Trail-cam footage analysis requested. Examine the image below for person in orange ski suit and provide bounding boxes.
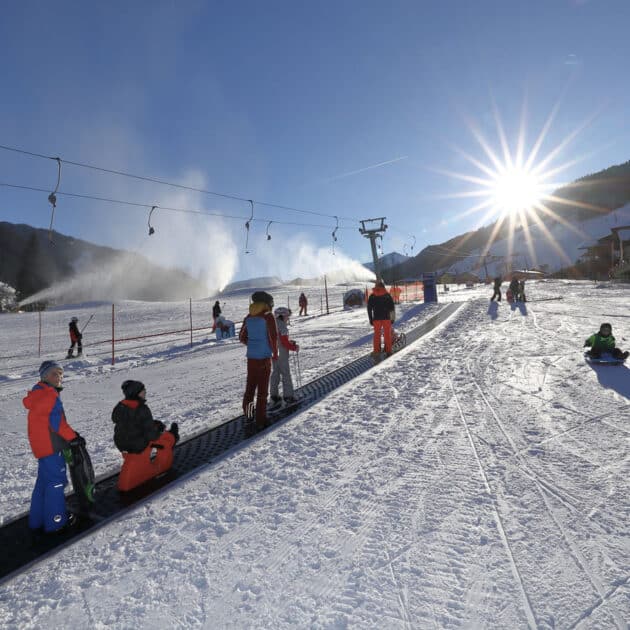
[367,281,396,355]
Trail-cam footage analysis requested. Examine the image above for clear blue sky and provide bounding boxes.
[1,1,629,283]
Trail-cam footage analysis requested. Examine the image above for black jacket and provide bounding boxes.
[367,288,395,324]
[212,302,221,318]
[111,399,162,453]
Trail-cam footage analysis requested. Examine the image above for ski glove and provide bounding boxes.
[154,420,166,432]
[70,434,86,448]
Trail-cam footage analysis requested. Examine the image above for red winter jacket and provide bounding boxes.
[23,382,77,459]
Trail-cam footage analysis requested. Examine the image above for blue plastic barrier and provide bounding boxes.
[423,273,438,303]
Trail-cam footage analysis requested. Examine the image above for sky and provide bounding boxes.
[0,280,628,626]
[1,0,630,289]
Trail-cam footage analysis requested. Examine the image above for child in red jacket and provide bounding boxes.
[23,361,81,533]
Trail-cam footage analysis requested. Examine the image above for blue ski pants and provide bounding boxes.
[29,452,70,532]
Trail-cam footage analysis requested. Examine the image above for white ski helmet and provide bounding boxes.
[274,306,292,320]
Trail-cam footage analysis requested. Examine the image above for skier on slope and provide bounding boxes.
[508,277,519,302]
[490,276,502,302]
[584,323,629,360]
[211,300,222,332]
[23,360,83,533]
[112,380,179,491]
[269,307,299,406]
[298,292,308,316]
[67,316,83,358]
[367,281,396,356]
[239,291,278,432]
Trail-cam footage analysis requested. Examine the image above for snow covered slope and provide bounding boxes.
[0,279,628,628]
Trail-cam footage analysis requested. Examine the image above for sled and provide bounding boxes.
[584,352,626,366]
[117,432,176,492]
[67,441,96,513]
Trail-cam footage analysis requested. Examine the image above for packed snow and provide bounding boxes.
[0,279,628,629]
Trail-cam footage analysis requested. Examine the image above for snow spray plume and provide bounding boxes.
[135,176,239,294]
[239,234,376,284]
[18,253,209,306]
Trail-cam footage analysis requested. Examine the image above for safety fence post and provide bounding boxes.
[189,298,193,348]
[324,275,329,315]
[111,304,115,365]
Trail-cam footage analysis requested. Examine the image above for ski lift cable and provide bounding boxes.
[0,182,358,230]
[0,143,361,222]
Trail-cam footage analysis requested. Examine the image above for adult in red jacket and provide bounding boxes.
[298,292,308,316]
[23,360,79,532]
[239,291,278,431]
[367,281,396,355]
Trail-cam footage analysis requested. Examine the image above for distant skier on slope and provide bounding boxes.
[269,307,299,406]
[211,300,222,332]
[490,276,502,302]
[508,277,519,303]
[367,281,395,356]
[298,292,308,316]
[584,323,629,360]
[67,316,82,358]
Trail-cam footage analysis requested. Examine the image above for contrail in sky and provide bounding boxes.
[326,156,408,183]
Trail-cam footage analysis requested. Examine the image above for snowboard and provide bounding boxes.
[584,352,626,365]
[67,441,96,514]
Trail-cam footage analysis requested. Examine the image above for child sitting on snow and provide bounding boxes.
[584,323,629,360]
[112,380,179,491]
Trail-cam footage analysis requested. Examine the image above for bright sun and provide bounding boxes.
[491,167,543,216]
[434,100,594,271]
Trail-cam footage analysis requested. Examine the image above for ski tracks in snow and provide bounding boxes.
[449,299,629,629]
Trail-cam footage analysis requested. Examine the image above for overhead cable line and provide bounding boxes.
[0,182,357,230]
[0,143,360,223]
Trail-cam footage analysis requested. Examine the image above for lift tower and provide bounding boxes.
[359,217,388,281]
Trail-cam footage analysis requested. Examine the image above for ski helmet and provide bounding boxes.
[71,316,78,322]
[122,380,145,399]
[600,322,612,335]
[274,306,291,320]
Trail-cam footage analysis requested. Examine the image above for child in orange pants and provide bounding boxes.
[111,380,179,491]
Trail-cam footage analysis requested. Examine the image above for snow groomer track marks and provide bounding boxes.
[0,302,461,584]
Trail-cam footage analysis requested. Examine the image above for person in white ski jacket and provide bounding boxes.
[270,307,299,404]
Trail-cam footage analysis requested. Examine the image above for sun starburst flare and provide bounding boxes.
[433,99,608,274]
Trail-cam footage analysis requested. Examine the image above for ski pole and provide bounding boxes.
[294,351,302,388]
[81,314,95,334]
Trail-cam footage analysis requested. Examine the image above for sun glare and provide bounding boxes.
[491,168,543,216]
[434,99,599,271]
